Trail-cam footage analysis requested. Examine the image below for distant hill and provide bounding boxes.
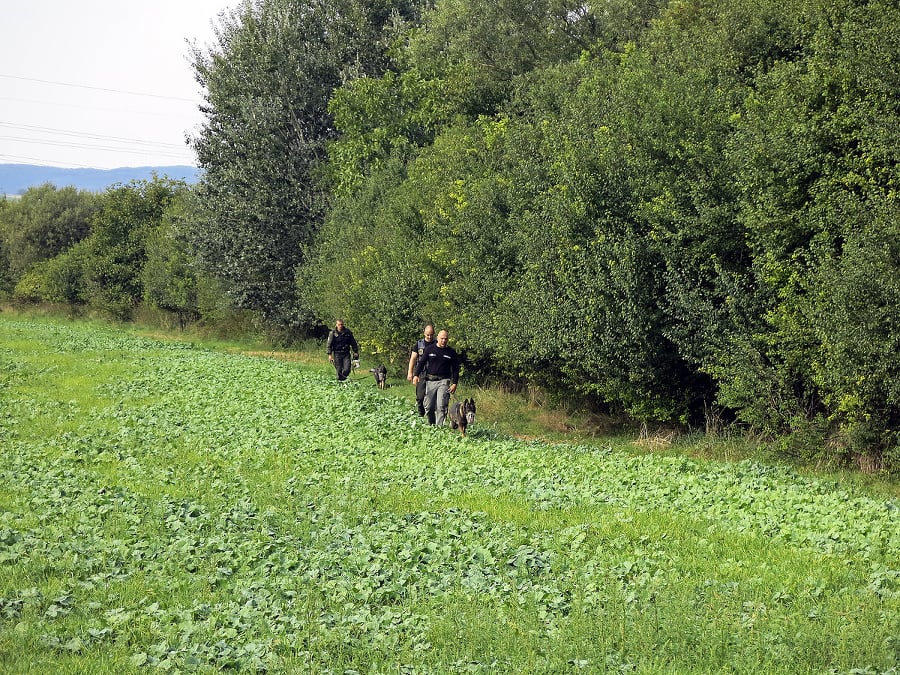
[0,164,200,196]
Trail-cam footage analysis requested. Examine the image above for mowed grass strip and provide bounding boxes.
[0,316,897,674]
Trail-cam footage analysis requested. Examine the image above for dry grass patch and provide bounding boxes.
[634,423,679,451]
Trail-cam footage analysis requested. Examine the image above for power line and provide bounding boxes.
[0,135,191,160]
[0,122,188,150]
[0,73,204,167]
[0,73,198,102]
[0,94,198,118]
[0,152,98,169]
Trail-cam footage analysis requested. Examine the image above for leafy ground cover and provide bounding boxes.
[0,316,897,673]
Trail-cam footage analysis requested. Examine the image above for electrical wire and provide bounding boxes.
[0,136,190,160]
[0,152,97,169]
[0,73,197,102]
[0,122,188,150]
[0,73,203,166]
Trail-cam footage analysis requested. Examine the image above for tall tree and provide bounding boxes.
[188,0,422,330]
[402,0,658,116]
[312,0,664,360]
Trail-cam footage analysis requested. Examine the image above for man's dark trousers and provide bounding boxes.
[334,353,352,381]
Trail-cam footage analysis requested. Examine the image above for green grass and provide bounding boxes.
[0,314,898,673]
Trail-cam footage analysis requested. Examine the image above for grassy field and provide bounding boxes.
[0,315,897,673]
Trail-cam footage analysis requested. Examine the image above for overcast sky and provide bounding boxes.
[0,1,235,169]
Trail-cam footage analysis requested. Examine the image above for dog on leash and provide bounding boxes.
[448,398,476,437]
[369,365,387,390]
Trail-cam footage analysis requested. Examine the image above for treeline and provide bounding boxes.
[1,0,898,471]
[0,181,233,330]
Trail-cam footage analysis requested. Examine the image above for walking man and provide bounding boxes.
[326,319,360,381]
[412,329,459,427]
[407,324,436,422]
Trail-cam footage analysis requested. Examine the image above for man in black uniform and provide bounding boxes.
[407,324,436,421]
[325,319,360,381]
[412,329,459,427]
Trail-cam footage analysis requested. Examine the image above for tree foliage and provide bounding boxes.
[188,0,424,330]
[14,179,186,320]
[311,0,900,465]
[12,0,898,467]
[142,189,223,329]
[0,184,97,288]
[79,179,186,318]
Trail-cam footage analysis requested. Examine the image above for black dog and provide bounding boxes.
[448,398,476,437]
[369,365,387,390]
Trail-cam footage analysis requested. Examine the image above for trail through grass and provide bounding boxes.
[0,316,897,673]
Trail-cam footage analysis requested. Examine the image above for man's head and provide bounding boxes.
[424,324,435,342]
[436,330,449,346]
[335,319,344,332]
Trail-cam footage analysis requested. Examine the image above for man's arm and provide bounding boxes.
[407,351,418,381]
[413,347,429,378]
[449,351,460,391]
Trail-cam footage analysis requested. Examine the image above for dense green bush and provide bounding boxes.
[12,246,88,305]
[13,179,186,320]
[79,179,185,319]
[811,200,900,467]
[0,184,97,288]
[307,0,899,467]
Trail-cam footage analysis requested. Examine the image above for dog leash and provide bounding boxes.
[347,364,388,383]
